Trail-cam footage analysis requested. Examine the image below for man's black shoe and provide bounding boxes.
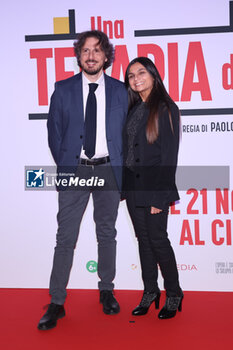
[100,290,120,315]
[37,303,65,330]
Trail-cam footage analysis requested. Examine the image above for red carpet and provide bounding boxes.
[1,289,232,350]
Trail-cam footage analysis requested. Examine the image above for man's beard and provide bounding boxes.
[82,61,104,75]
[82,67,102,75]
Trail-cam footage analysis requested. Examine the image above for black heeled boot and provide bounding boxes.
[132,291,161,316]
[158,293,183,319]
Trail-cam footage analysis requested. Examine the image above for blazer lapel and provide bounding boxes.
[104,74,113,135]
[137,107,149,130]
[74,73,84,123]
[128,101,149,138]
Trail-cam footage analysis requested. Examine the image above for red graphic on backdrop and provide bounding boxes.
[25,6,233,118]
[30,41,213,106]
[90,16,124,39]
[170,189,233,246]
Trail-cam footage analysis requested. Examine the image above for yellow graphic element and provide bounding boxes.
[131,264,137,270]
[53,17,70,34]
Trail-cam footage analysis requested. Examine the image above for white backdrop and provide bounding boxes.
[0,0,232,291]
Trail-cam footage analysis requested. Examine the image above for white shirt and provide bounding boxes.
[80,72,109,159]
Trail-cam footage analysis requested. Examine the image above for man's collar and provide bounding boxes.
[82,71,105,86]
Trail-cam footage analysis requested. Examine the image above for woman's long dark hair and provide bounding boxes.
[125,57,174,143]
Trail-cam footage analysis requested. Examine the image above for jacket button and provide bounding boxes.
[135,158,140,162]
[80,135,83,139]
[134,143,139,147]
[76,155,79,159]
[136,174,140,178]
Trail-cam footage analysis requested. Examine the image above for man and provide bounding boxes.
[38,30,128,330]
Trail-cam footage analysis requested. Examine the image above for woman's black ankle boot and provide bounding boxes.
[158,293,183,319]
[132,291,161,316]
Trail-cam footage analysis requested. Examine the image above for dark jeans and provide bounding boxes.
[126,191,181,297]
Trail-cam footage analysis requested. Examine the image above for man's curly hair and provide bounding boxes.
[73,30,114,70]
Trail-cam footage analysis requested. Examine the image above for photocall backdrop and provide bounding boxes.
[1,0,232,291]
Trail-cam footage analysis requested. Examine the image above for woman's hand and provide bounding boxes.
[151,206,162,214]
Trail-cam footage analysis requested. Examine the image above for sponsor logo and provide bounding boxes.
[158,263,198,271]
[131,264,137,270]
[215,262,233,274]
[177,264,198,271]
[86,260,98,273]
[26,168,45,188]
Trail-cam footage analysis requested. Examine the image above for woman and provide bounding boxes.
[123,57,183,319]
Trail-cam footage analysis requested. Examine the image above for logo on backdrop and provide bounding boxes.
[131,264,137,270]
[215,262,233,274]
[158,263,198,272]
[177,264,197,272]
[86,260,98,273]
[25,2,233,120]
[26,169,45,188]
